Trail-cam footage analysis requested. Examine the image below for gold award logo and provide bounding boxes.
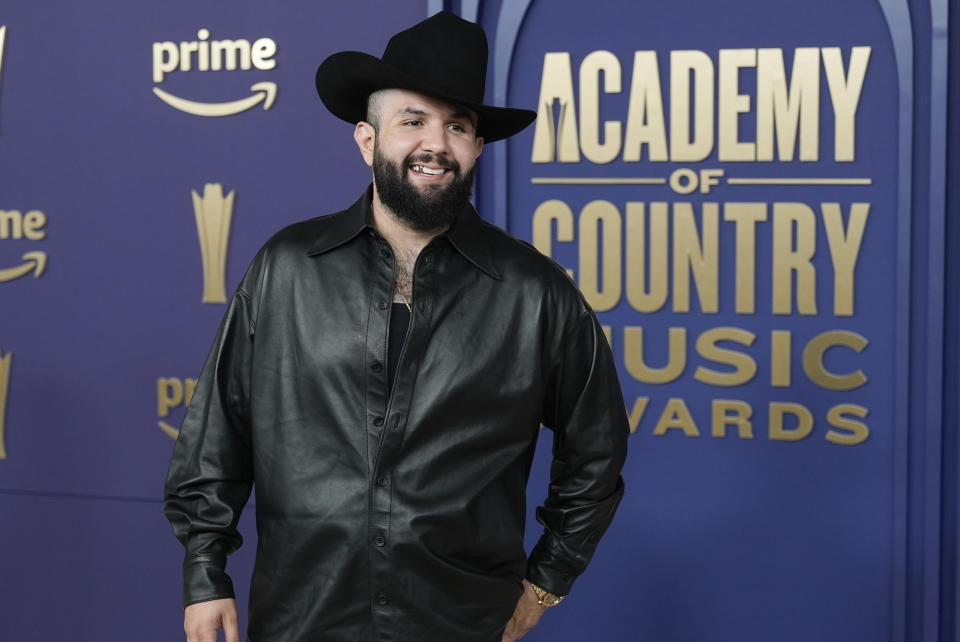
[529,46,873,445]
[0,350,12,459]
[193,183,234,304]
[152,29,277,117]
[0,24,7,96]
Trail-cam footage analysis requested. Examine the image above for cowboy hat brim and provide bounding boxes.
[315,51,536,143]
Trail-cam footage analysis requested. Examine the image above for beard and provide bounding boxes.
[372,145,476,231]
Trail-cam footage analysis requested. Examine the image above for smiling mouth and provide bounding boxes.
[410,165,449,176]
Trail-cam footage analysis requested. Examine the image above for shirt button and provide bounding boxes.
[371,361,382,372]
[374,535,386,547]
[373,416,384,427]
[378,300,388,310]
[376,476,389,487]
[376,593,389,605]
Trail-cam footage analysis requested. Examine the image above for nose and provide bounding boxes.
[419,120,450,154]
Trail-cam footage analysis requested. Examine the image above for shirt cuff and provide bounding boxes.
[182,555,236,607]
[525,541,579,597]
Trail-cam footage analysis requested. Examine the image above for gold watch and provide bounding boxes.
[529,583,565,607]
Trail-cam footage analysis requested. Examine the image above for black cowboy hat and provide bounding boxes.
[315,11,536,143]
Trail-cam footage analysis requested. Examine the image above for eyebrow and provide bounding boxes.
[396,106,477,126]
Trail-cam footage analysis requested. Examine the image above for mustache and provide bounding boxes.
[405,153,460,172]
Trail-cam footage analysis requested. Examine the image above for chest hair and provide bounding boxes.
[393,247,418,303]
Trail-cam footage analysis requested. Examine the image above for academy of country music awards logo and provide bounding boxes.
[527,45,874,445]
[193,183,235,304]
[152,29,278,116]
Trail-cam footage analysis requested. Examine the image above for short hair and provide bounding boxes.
[366,89,388,132]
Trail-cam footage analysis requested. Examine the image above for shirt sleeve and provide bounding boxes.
[526,308,629,597]
[163,288,255,607]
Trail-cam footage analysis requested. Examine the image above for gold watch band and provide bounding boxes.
[529,582,565,607]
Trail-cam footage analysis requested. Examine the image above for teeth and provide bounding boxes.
[412,165,445,175]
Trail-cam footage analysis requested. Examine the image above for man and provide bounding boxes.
[165,11,628,642]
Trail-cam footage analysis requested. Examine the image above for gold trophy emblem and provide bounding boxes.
[0,350,11,460]
[0,25,6,128]
[0,25,7,84]
[192,183,235,304]
[0,25,7,73]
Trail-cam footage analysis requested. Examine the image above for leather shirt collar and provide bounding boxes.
[307,185,502,280]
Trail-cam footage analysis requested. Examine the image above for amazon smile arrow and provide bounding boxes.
[158,420,180,439]
[0,251,47,283]
[153,81,277,117]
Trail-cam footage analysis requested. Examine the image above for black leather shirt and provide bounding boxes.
[164,187,629,641]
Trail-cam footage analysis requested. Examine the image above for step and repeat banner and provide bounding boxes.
[0,1,951,640]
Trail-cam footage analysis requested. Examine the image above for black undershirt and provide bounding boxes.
[387,302,410,393]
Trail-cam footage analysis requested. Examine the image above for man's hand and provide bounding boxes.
[502,579,547,641]
[184,597,240,642]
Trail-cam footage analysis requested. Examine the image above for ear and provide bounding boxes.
[354,121,376,167]
[474,136,484,160]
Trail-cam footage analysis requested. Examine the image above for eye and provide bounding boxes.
[448,123,469,133]
[403,120,422,127]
